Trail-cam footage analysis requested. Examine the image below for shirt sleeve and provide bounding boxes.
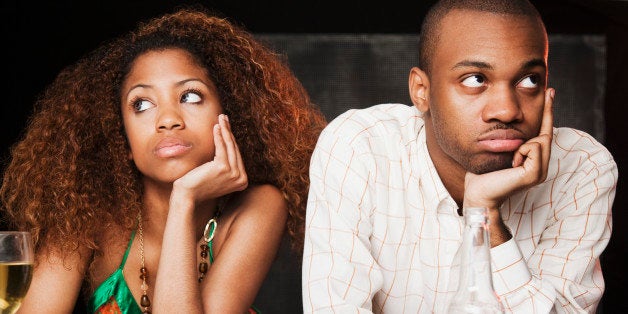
[302,125,382,313]
[491,149,617,313]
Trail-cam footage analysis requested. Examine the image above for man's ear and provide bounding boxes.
[409,67,430,113]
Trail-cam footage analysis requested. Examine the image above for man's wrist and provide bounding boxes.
[487,209,512,247]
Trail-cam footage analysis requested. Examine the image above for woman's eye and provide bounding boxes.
[132,99,154,112]
[461,75,485,88]
[181,91,202,104]
[518,75,539,88]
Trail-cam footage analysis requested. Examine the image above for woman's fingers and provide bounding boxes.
[213,118,226,163]
[216,114,247,190]
[219,115,240,171]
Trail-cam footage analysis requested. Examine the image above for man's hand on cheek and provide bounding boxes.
[463,88,554,211]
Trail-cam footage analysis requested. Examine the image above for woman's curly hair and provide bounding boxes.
[0,7,327,261]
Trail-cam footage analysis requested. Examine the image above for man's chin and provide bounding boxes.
[468,154,513,174]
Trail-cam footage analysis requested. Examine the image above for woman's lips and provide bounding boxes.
[477,129,526,153]
[154,138,192,158]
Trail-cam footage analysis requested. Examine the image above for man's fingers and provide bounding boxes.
[512,150,524,168]
[515,88,553,173]
[539,88,554,175]
[514,141,546,183]
[539,88,554,137]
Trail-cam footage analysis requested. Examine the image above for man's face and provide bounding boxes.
[423,9,548,175]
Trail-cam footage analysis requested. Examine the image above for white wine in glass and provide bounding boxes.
[0,232,34,314]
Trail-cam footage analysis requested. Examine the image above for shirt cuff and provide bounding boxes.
[490,238,532,296]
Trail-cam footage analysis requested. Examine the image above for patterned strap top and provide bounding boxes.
[88,231,142,314]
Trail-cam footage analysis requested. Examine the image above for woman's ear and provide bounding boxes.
[409,67,430,113]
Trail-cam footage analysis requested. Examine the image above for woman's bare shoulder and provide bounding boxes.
[222,184,287,227]
[211,184,288,260]
[241,184,286,206]
[89,227,133,287]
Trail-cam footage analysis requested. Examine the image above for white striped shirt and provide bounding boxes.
[302,103,617,313]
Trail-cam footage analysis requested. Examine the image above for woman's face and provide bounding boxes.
[120,48,222,184]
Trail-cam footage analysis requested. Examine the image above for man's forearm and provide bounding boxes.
[488,208,512,248]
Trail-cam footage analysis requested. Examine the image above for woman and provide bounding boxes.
[0,7,326,313]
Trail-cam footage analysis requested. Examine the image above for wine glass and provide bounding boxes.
[0,232,34,314]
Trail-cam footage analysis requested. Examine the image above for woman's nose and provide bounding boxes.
[156,106,185,130]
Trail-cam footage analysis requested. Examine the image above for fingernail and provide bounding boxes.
[224,114,229,122]
[550,89,555,99]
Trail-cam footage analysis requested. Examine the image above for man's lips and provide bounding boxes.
[154,138,192,158]
[477,129,526,153]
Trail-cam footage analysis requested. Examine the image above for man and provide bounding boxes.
[302,0,617,313]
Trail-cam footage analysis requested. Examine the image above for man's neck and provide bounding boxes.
[424,122,466,209]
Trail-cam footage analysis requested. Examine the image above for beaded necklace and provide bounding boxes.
[136,212,218,314]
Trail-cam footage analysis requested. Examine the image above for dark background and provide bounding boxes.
[2,0,627,312]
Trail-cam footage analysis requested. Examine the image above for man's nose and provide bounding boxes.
[481,85,523,124]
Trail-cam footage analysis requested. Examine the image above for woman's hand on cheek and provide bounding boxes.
[173,114,248,204]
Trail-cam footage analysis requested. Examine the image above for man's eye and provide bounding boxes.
[132,99,153,112]
[461,75,485,88]
[518,75,539,88]
[181,91,202,103]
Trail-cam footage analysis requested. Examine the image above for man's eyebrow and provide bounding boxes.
[451,60,493,70]
[522,58,547,70]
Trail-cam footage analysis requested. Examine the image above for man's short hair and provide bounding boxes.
[418,0,546,75]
